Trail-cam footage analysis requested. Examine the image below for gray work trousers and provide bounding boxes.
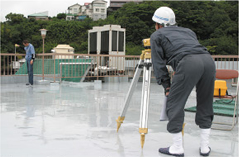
[166,54,216,133]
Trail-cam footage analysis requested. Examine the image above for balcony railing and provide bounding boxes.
[1,53,238,83]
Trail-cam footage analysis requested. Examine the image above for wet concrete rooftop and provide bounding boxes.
[1,81,238,157]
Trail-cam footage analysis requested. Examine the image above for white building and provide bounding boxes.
[66,0,107,21]
[80,3,93,18]
[68,3,81,15]
[92,0,107,21]
[66,3,81,20]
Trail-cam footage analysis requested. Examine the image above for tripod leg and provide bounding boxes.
[116,59,143,132]
[139,59,152,148]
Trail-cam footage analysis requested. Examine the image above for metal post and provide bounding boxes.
[60,63,62,83]
[40,29,47,81]
[0,54,1,76]
[42,37,45,80]
[15,46,16,65]
[14,46,17,74]
[54,53,55,82]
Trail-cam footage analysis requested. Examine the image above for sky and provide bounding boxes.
[0,0,110,22]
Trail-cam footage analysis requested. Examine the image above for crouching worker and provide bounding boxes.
[150,6,215,156]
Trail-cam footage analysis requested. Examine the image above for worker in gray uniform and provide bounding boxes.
[150,7,215,157]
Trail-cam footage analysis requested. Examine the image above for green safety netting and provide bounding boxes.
[185,99,237,117]
[15,58,92,82]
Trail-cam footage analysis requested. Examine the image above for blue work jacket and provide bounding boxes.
[24,43,35,61]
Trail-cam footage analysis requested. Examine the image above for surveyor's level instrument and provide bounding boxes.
[116,39,152,148]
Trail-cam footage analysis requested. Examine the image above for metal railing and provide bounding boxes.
[212,55,239,70]
[1,53,238,82]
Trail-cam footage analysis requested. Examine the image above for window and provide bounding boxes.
[95,8,99,12]
[101,9,105,13]
[74,8,78,14]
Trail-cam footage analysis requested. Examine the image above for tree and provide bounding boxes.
[1,1,238,55]
[5,13,26,24]
[56,13,66,20]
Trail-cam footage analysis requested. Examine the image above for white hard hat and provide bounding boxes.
[152,6,176,26]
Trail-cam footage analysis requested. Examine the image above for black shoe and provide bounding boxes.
[159,147,184,157]
[26,83,30,85]
[200,147,211,156]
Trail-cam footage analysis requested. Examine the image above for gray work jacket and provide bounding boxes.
[150,26,209,90]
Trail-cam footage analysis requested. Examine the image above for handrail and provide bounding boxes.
[1,54,238,82]
[1,53,238,58]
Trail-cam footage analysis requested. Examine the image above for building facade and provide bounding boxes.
[92,0,107,21]
[66,3,81,20]
[66,0,107,21]
[68,3,81,15]
[80,3,93,19]
[108,0,143,11]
